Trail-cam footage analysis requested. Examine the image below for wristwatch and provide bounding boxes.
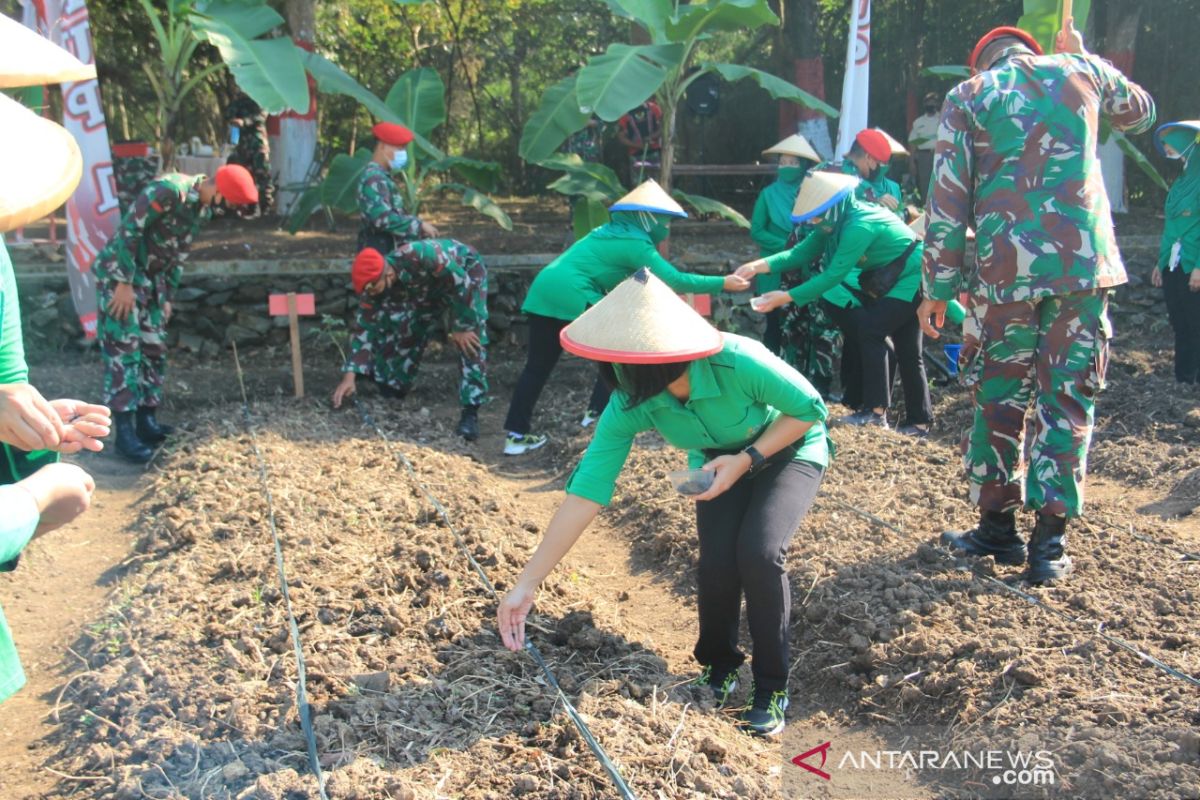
[742,445,765,474]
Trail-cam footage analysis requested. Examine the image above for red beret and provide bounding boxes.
[969,26,1043,72]
[352,248,386,294]
[215,164,258,206]
[854,129,891,163]
[372,122,414,147]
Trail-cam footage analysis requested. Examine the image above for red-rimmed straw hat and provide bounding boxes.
[560,269,722,364]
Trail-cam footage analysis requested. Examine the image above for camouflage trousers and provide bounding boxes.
[96,275,169,413]
[348,239,489,407]
[960,290,1111,518]
[779,296,840,397]
[228,139,273,213]
[113,155,158,216]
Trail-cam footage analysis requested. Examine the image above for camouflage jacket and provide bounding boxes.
[922,52,1155,304]
[224,95,269,154]
[94,174,210,289]
[358,161,422,246]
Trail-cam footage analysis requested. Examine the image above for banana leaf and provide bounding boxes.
[1113,130,1168,192]
[540,153,626,199]
[435,183,513,231]
[573,198,611,239]
[385,68,447,139]
[320,150,372,214]
[1017,0,1092,54]
[427,156,501,193]
[284,184,326,234]
[189,11,309,114]
[603,0,673,43]
[672,188,749,228]
[518,75,592,163]
[667,0,778,42]
[709,64,838,117]
[577,43,685,121]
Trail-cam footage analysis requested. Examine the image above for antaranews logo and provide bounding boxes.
[787,736,1058,796]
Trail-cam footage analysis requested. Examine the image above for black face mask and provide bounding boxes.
[924,105,937,114]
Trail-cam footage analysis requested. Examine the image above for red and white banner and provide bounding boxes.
[22,0,119,339]
[834,0,871,162]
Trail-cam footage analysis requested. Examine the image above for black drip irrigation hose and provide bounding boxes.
[350,397,638,800]
[231,345,330,800]
[823,496,1200,690]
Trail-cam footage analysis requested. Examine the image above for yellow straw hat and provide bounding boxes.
[791,171,860,223]
[0,14,96,233]
[762,134,821,163]
[609,179,688,218]
[874,128,909,157]
[560,268,723,364]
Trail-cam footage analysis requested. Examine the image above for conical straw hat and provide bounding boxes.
[791,171,859,223]
[0,14,95,232]
[0,93,82,232]
[1154,120,1200,157]
[0,14,97,88]
[874,128,909,156]
[762,134,821,163]
[908,213,927,238]
[561,268,723,364]
[609,179,687,218]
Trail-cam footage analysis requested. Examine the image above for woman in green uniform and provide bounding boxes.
[750,135,822,354]
[498,270,829,736]
[502,180,749,455]
[1152,120,1200,384]
[739,171,933,434]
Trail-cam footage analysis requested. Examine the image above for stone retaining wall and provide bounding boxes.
[12,236,1164,356]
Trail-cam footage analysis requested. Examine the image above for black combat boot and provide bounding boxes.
[115,411,154,463]
[940,509,1026,565]
[456,405,479,441]
[1026,513,1072,584]
[376,380,408,400]
[135,406,174,444]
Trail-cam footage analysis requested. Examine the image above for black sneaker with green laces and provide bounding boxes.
[737,685,789,736]
[692,665,739,707]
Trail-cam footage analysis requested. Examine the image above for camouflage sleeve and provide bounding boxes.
[108,183,178,284]
[358,170,422,241]
[921,95,973,302]
[1088,56,1155,135]
[344,300,377,376]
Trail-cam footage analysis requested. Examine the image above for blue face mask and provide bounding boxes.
[389,149,409,171]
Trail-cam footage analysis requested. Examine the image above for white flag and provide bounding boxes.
[834,0,871,163]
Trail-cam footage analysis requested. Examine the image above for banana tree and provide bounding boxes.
[519,0,837,207]
[138,0,311,168]
[286,68,511,233]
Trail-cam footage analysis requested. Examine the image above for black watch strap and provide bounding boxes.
[742,445,765,472]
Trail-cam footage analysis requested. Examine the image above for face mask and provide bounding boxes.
[868,162,889,182]
[1167,141,1196,162]
[638,211,671,244]
[389,149,409,171]
[778,166,805,185]
[924,105,937,114]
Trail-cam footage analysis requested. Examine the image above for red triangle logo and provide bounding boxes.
[792,741,832,781]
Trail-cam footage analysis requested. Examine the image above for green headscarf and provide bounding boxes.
[1164,133,1200,222]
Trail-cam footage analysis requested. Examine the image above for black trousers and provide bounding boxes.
[860,295,933,425]
[823,301,863,408]
[503,313,612,435]
[1163,267,1200,384]
[694,458,824,693]
[762,308,784,356]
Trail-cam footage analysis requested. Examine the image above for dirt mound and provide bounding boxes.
[48,404,784,799]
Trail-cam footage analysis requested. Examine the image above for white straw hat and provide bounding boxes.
[791,171,860,223]
[908,213,927,238]
[874,128,909,156]
[0,14,95,233]
[609,179,688,218]
[0,14,97,88]
[762,134,821,163]
[560,268,723,363]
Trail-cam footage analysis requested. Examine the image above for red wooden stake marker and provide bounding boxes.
[269,292,316,397]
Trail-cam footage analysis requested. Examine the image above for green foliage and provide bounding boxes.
[518,75,593,163]
[572,198,611,238]
[385,68,448,139]
[577,44,685,121]
[320,150,374,214]
[670,188,748,228]
[921,65,972,79]
[1017,0,1092,55]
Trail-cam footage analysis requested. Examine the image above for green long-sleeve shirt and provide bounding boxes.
[522,226,724,322]
[750,186,797,293]
[0,238,28,384]
[765,200,922,310]
[564,334,829,506]
[0,485,38,704]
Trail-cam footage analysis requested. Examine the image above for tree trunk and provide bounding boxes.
[660,96,677,194]
[276,0,318,216]
[780,0,833,159]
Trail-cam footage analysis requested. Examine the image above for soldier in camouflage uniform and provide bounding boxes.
[95,166,259,463]
[224,93,274,216]
[112,153,158,216]
[331,245,489,441]
[918,23,1155,583]
[343,122,491,440]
